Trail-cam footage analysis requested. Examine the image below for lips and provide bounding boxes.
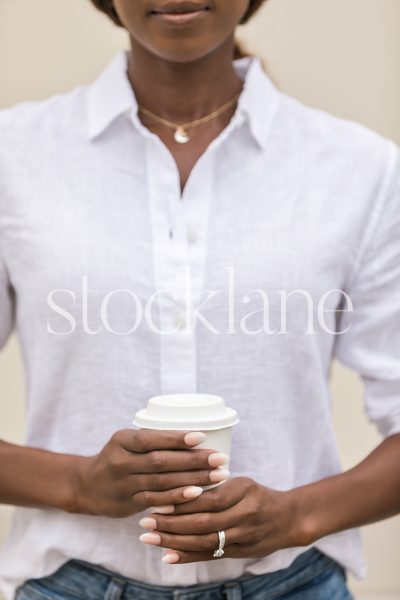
[149,1,211,15]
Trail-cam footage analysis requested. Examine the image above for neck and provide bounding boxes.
[127,37,244,123]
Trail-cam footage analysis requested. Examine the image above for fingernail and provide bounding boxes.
[139,517,157,530]
[162,552,179,564]
[139,533,161,545]
[209,469,230,483]
[208,453,230,468]
[149,506,175,514]
[184,432,207,446]
[183,486,204,499]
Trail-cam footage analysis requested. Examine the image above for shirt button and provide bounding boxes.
[174,313,187,330]
[187,226,198,243]
[165,291,182,303]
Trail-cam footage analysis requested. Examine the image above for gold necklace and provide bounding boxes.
[138,92,242,144]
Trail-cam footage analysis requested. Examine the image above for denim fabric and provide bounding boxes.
[15,548,355,600]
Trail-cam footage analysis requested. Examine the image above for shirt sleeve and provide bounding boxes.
[0,141,16,350]
[333,144,400,438]
[0,251,14,351]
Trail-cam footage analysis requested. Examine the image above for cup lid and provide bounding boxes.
[133,393,239,431]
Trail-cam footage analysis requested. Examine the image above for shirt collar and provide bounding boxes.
[86,51,136,140]
[233,55,280,149]
[86,50,280,149]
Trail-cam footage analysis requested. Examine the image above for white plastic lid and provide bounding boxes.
[133,393,239,431]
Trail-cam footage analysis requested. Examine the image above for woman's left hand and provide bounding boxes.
[138,477,307,564]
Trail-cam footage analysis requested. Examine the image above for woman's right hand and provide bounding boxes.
[72,429,230,518]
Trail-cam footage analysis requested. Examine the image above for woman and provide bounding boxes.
[0,1,399,598]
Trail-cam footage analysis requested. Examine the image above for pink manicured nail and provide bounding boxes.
[149,506,175,514]
[162,552,180,564]
[183,486,204,499]
[184,432,207,446]
[208,453,230,468]
[139,533,161,545]
[209,469,230,483]
[139,517,157,530]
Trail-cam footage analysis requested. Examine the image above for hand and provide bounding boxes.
[138,477,304,563]
[71,429,230,518]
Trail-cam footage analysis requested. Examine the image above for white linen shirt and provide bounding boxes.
[0,50,399,599]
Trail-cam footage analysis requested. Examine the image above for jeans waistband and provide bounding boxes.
[20,548,342,600]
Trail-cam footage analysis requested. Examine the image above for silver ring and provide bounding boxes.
[213,530,226,558]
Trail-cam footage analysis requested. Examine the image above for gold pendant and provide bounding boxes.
[174,127,190,144]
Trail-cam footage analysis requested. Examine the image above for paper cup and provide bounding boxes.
[133,393,239,489]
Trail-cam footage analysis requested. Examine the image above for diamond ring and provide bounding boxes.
[213,530,226,558]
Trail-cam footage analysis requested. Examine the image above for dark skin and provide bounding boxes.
[113,0,249,192]
[127,37,243,193]
[1,0,399,569]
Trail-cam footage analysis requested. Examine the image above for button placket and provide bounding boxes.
[146,138,198,398]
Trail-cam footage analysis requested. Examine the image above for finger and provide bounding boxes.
[128,449,228,474]
[134,484,207,511]
[133,469,229,492]
[114,429,212,453]
[139,527,242,553]
[160,544,246,564]
[172,479,245,515]
[143,506,241,535]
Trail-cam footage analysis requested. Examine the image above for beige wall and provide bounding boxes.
[0,1,399,598]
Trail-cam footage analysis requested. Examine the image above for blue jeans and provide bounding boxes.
[15,548,355,600]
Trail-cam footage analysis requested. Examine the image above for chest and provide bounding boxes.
[2,138,357,339]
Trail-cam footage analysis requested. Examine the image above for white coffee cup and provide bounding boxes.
[133,393,239,489]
